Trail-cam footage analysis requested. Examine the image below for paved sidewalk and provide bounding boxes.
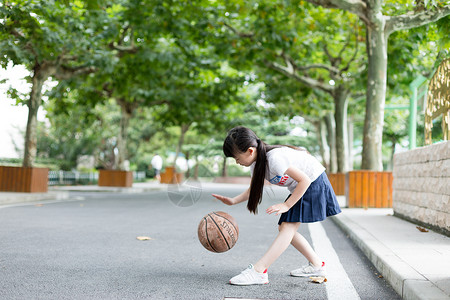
[332,208,450,300]
[0,191,70,206]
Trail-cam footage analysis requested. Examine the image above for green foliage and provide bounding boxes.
[385,17,448,153]
[4,0,449,173]
[0,0,105,71]
[382,0,449,15]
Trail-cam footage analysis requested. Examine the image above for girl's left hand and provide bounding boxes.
[266,203,290,215]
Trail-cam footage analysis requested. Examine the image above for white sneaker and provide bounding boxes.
[229,264,269,285]
[290,262,326,277]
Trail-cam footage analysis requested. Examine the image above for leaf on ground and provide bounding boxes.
[310,276,327,284]
[416,226,429,232]
[136,236,153,241]
[35,204,44,207]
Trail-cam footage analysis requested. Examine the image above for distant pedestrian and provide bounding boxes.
[212,126,341,285]
[151,154,163,182]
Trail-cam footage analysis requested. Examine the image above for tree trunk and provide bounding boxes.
[116,99,132,171]
[194,156,199,180]
[173,124,190,168]
[315,118,329,171]
[347,116,354,170]
[23,66,48,168]
[185,151,190,178]
[362,17,387,171]
[22,58,92,168]
[388,139,396,171]
[325,113,337,173]
[334,87,349,172]
[221,156,228,177]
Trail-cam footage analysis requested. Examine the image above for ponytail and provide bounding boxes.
[248,139,266,214]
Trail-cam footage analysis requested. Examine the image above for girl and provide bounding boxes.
[212,126,341,285]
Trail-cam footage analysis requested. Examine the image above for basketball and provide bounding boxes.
[198,211,239,253]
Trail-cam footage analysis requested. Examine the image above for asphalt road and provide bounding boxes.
[0,183,400,300]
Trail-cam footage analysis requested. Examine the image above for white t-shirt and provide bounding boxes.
[151,155,163,170]
[250,147,325,193]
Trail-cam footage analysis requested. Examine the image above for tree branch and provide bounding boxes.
[264,59,334,94]
[300,63,340,73]
[108,42,139,53]
[336,31,354,62]
[282,51,340,74]
[53,65,96,80]
[341,28,359,72]
[302,0,369,24]
[385,5,450,34]
[350,92,365,99]
[102,82,114,98]
[9,28,24,39]
[150,99,169,106]
[223,22,254,39]
[322,43,336,65]
[8,28,40,60]
[118,25,130,46]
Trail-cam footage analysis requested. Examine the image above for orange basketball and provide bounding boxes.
[198,211,239,253]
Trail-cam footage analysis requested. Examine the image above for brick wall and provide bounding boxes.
[393,141,450,236]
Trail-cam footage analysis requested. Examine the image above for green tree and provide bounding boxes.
[156,65,245,168]
[261,76,338,170]
[206,1,366,172]
[50,0,247,172]
[383,110,408,170]
[303,0,450,170]
[0,1,101,167]
[40,93,122,170]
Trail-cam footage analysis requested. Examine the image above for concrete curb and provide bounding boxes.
[0,191,69,206]
[48,186,164,193]
[331,213,449,300]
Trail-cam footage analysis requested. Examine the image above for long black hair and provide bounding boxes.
[223,126,278,214]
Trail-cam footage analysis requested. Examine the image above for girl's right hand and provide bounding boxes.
[212,194,235,206]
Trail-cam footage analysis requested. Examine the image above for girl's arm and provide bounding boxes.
[266,166,311,215]
[212,188,250,206]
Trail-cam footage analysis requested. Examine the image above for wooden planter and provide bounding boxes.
[160,166,184,184]
[348,171,393,208]
[0,166,49,193]
[98,170,133,187]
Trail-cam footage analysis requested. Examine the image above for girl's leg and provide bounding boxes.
[253,222,300,273]
[290,231,322,267]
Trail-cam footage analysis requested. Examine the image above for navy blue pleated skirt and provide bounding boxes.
[278,172,341,225]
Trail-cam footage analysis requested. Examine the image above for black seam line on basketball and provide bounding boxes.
[212,212,238,236]
[204,217,218,253]
[208,213,231,250]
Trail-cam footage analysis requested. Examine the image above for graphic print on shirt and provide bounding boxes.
[269,174,290,185]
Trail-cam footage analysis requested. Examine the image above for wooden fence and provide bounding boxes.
[327,173,346,196]
[348,171,393,208]
[328,171,393,208]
